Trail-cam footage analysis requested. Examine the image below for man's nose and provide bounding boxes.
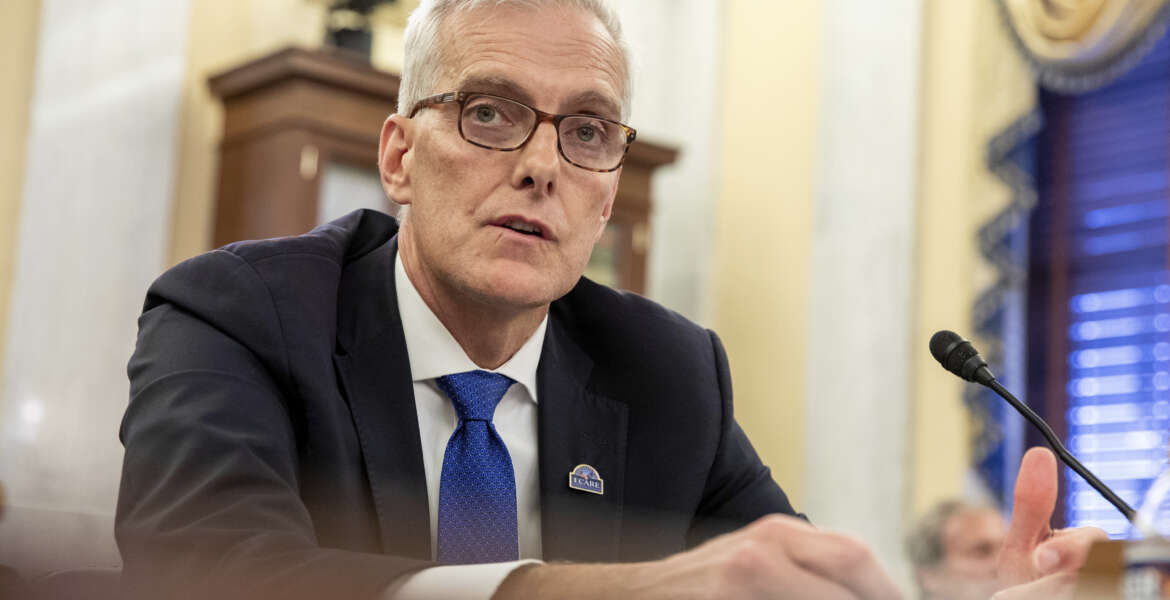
[511,121,560,195]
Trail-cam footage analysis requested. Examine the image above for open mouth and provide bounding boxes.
[494,217,547,240]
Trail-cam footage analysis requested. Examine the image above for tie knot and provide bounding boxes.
[436,370,515,421]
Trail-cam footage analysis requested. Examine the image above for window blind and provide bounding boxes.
[1035,32,1170,537]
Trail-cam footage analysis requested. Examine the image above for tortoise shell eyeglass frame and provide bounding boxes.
[408,91,638,173]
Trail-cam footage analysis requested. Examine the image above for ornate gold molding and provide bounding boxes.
[998,0,1170,91]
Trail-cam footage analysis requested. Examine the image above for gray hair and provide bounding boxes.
[905,500,992,568]
[397,0,632,119]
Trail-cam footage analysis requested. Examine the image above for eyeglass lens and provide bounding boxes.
[459,95,627,171]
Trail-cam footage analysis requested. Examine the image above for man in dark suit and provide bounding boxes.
[118,206,811,598]
[116,1,1102,599]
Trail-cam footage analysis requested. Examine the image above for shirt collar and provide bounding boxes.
[395,251,546,403]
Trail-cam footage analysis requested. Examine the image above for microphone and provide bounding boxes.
[929,330,1137,523]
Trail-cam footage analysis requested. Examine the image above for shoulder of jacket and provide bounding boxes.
[554,277,715,362]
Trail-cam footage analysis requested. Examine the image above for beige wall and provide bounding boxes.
[0,1,40,377]
[713,0,820,508]
[910,0,1037,517]
[911,0,980,516]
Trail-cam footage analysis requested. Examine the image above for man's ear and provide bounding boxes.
[379,114,413,208]
[593,171,620,243]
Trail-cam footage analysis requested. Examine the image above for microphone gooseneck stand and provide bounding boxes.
[929,330,1137,524]
[985,377,1136,522]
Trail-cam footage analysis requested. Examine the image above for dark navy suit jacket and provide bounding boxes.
[115,209,799,600]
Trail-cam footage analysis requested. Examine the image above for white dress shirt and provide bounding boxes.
[384,253,544,600]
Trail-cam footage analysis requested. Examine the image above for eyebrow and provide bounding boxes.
[455,74,624,121]
[563,90,624,121]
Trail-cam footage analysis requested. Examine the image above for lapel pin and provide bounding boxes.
[568,464,604,495]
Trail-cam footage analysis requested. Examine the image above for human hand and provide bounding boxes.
[496,514,902,599]
[993,447,1109,598]
[990,572,1078,599]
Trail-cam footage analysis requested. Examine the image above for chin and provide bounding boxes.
[467,264,575,309]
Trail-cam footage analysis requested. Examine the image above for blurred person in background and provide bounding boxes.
[906,500,1008,600]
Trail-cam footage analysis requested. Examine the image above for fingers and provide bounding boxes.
[719,530,862,600]
[1033,527,1110,576]
[990,572,1077,600]
[682,515,902,600]
[1000,447,1058,585]
[788,534,903,600]
[749,515,903,600]
[763,561,861,600]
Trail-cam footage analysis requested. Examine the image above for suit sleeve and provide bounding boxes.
[685,330,806,547]
[116,251,431,600]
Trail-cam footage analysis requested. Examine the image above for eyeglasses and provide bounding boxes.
[409,91,637,173]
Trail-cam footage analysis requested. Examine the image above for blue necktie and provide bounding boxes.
[435,370,519,564]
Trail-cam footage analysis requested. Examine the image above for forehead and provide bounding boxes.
[943,510,1005,545]
[439,4,627,117]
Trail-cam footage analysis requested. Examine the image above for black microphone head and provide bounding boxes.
[929,330,963,365]
[930,330,995,384]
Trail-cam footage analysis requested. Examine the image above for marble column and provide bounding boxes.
[0,0,190,572]
[803,0,923,589]
[614,0,723,323]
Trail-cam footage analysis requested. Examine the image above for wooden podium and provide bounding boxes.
[208,47,677,294]
[1075,539,1170,598]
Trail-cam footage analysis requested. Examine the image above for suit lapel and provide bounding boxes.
[537,313,628,562]
[331,231,629,562]
[332,237,432,560]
